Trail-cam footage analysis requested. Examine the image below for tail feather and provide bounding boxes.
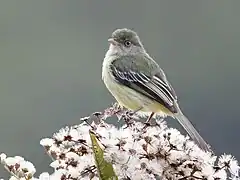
[174,108,211,152]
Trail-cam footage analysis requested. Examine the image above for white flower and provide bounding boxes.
[9,176,18,180]
[19,160,36,175]
[50,160,63,169]
[4,157,19,166]
[213,169,227,180]
[0,153,6,163]
[40,138,54,147]
[14,156,24,162]
[201,165,215,178]
[38,172,50,180]
[218,154,237,169]
[229,158,239,175]
[65,152,80,160]
[68,166,80,178]
[68,128,81,141]
[50,169,68,179]
[1,106,239,180]
[53,126,71,142]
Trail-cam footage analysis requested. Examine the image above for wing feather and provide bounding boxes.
[110,65,178,113]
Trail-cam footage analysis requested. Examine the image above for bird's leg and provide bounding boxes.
[144,112,155,125]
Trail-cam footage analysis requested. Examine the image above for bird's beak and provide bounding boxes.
[108,38,118,46]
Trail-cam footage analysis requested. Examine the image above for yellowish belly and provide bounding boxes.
[103,72,171,115]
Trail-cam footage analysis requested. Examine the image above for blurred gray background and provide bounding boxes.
[1,0,240,178]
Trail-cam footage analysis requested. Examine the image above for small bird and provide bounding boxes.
[102,28,211,152]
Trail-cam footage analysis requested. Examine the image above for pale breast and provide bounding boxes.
[102,52,171,116]
[102,55,142,110]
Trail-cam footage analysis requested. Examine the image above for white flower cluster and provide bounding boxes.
[1,105,239,180]
[0,153,35,180]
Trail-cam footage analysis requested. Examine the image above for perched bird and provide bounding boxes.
[102,28,211,152]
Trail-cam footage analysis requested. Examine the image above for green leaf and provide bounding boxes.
[89,130,118,180]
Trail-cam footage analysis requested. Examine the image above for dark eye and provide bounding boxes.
[124,40,131,47]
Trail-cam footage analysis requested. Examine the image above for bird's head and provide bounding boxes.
[107,28,145,56]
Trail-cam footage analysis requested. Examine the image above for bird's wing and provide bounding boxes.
[110,55,178,113]
[110,56,211,151]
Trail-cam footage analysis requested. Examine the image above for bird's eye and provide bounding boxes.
[124,40,131,47]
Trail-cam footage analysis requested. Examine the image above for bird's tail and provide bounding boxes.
[174,107,211,152]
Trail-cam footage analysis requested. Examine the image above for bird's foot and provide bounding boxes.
[144,112,154,123]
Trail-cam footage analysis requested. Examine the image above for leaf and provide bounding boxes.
[89,130,118,180]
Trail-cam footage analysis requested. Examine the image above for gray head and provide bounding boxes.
[107,28,145,56]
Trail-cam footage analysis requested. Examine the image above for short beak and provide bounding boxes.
[108,38,118,46]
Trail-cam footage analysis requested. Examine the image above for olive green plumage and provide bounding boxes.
[102,28,211,152]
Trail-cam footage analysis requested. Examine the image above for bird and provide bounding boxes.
[102,28,211,152]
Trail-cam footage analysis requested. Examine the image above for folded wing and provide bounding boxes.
[110,56,178,113]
